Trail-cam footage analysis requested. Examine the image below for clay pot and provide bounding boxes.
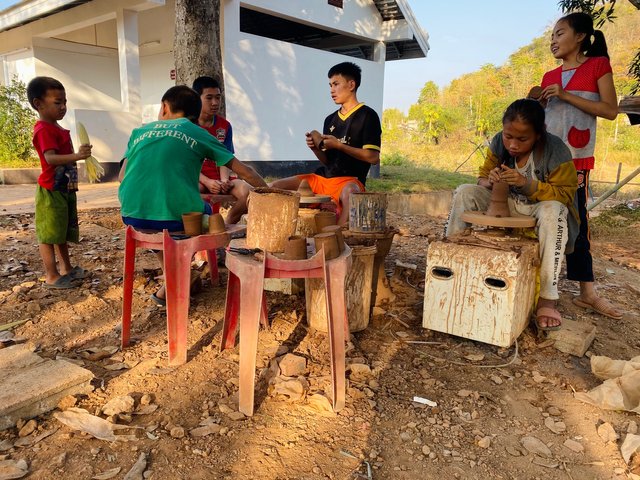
[208,213,226,234]
[308,130,324,150]
[284,235,307,260]
[314,211,337,232]
[182,212,203,236]
[314,232,339,260]
[527,86,543,100]
[297,179,314,197]
[321,225,345,253]
[485,182,511,218]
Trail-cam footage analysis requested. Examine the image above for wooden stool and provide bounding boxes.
[221,241,352,416]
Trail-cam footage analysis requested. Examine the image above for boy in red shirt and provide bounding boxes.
[192,76,251,224]
[27,76,92,288]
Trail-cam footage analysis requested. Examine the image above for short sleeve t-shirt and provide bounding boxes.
[541,56,612,170]
[118,117,234,222]
[201,115,234,180]
[320,104,381,185]
[32,120,78,192]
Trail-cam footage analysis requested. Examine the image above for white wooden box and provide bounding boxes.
[422,236,539,347]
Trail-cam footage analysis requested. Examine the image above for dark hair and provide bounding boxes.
[26,76,65,110]
[500,99,546,166]
[328,62,362,90]
[559,12,609,59]
[192,76,221,95]
[161,86,201,123]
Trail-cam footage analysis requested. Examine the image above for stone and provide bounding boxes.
[422,445,431,455]
[563,439,584,453]
[0,344,93,430]
[190,424,222,437]
[490,375,503,385]
[520,436,552,458]
[139,394,153,406]
[102,395,135,416]
[597,422,619,443]
[547,321,596,357]
[277,354,307,377]
[544,417,566,434]
[227,412,246,421]
[0,458,28,479]
[477,436,491,448]
[18,419,36,437]
[169,426,185,438]
[57,395,77,411]
[547,406,561,416]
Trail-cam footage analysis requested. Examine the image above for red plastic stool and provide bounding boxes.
[121,224,245,365]
[221,241,352,416]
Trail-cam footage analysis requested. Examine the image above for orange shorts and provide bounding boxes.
[297,174,364,215]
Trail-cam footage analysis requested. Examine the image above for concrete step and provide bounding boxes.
[0,344,94,430]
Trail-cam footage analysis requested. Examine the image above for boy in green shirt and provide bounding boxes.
[119,85,266,303]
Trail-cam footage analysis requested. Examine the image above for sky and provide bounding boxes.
[0,0,565,113]
[383,0,565,112]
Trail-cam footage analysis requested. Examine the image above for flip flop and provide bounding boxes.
[44,274,80,290]
[150,292,166,307]
[69,266,90,280]
[572,296,623,320]
[533,306,562,331]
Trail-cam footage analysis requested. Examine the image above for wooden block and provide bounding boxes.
[422,237,539,348]
[0,344,94,430]
[263,278,304,295]
[547,320,596,357]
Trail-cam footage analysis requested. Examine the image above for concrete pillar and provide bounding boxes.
[116,8,141,119]
[369,41,386,180]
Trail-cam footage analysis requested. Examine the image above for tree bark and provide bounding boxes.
[173,0,225,115]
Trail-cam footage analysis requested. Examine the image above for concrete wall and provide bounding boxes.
[223,0,385,165]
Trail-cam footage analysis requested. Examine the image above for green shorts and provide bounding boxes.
[35,185,79,244]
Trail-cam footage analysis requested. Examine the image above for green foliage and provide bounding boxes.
[381,3,640,195]
[368,164,475,193]
[381,151,409,166]
[0,79,38,166]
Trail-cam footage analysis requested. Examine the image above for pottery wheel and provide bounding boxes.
[461,211,536,228]
[298,194,331,204]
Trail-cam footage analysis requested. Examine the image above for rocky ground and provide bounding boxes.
[1,203,640,480]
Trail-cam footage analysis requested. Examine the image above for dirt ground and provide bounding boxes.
[1,203,640,480]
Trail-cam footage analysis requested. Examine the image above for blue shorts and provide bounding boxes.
[122,204,213,232]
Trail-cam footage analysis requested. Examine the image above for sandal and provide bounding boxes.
[44,274,80,290]
[69,266,90,280]
[534,306,562,331]
[572,296,623,320]
[150,292,166,307]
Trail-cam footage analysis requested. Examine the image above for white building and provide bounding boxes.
[0,0,428,179]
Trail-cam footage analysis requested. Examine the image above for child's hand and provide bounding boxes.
[487,167,502,185]
[541,83,565,101]
[77,144,92,160]
[205,178,225,194]
[499,164,526,187]
[219,180,234,194]
[320,134,339,151]
[306,130,323,150]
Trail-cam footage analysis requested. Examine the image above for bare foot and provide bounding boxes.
[535,297,561,329]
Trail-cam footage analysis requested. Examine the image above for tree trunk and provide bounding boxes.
[173,0,225,115]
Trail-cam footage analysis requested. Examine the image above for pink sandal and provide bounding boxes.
[534,306,562,331]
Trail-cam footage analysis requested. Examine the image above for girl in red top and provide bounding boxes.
[540,12,622,320]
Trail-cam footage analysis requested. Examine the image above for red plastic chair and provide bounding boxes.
[121,224,245,365]
[221,243,352,416]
